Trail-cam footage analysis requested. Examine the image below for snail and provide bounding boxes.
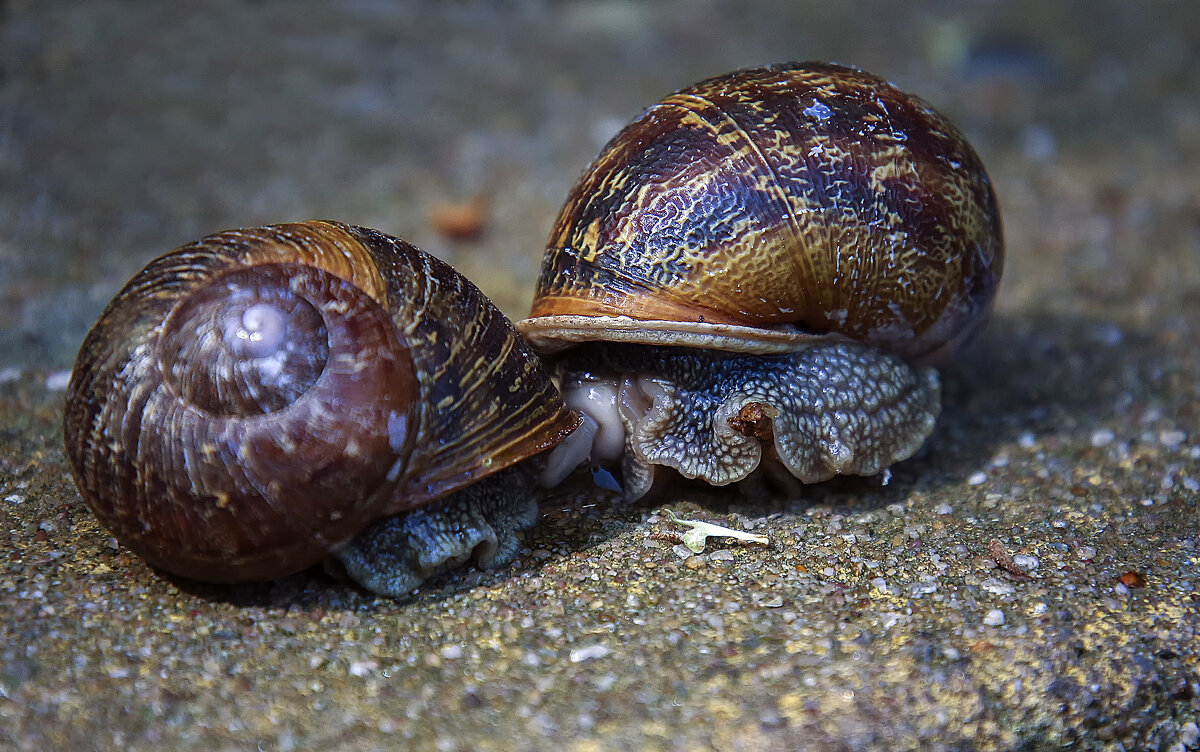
[63,220,581,597]
[518,62,1004,499]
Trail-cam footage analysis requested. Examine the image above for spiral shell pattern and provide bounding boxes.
[64,221,577,583]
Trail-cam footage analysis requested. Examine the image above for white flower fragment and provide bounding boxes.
[663,509,769,553]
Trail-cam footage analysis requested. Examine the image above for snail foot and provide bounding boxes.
[333,465,538,597]
[608,343,941,498]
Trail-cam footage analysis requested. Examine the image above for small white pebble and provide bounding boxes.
[1114,582,1130,597]
[943,647,961,660]
[1030,602,1048,616]
[1179,722,1198,747]
[934,503,954,515]
[983,609,1005,626]
[0,367,20,384]
[1052,519,1069,529]
[981,578,1014,597]
[441,644,462,660]
[1183,477,1200,493]
[871,577,890,594]
[4,494,24,505]
[1077,546,1097,561]
[1018,432,1037,449]
[44,370,72,391]
[1090,428,1115,447]
[967,472,988,486]
[1012,554,1040,570]
[822,567,836,577]
[911,577,939,595]
[1160,430,1186,447]
[569,644,610,663]
[348,660,377,677]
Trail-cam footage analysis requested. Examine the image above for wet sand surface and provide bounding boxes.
[2,2,1198,750]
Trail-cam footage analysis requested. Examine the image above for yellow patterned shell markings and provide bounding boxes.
[529,62,1003,361]
[210,221,390,307]
[323,225,581,506]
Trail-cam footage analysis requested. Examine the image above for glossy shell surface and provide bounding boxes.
[521,62,1003,362]
[64,221,577,583]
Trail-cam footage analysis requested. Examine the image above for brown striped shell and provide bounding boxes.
[518,62,1003,362]
[63,221,577,583]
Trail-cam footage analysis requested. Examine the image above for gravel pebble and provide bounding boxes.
[569,645,610,663]
[1012,554,1040,570]
[44,370,72,391]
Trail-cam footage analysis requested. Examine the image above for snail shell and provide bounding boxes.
[521,61,1002,361]
[64,221,577,591]
[518,62,1003,497]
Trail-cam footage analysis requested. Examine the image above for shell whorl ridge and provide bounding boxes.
[64,221,577,583]
[158,265,333,415]
[521,61,1004,362]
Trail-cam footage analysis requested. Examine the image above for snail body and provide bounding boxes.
[519,62,1003,498]
[64,221,578,596]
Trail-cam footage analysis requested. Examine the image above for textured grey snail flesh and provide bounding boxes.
[552,343,940,499]
[335,464,539,597]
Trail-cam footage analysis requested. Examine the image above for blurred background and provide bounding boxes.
[3,0,1197,369]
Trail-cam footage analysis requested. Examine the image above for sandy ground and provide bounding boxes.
[1,1,1198,750]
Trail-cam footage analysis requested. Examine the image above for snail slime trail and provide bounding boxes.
[63,221,579,597]
[519,62,1002,498]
